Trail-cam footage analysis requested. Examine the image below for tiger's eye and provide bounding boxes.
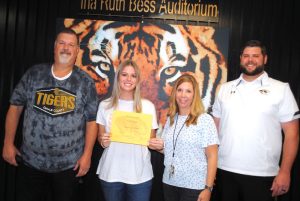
[100,63,110,71]
[165,67,176,76]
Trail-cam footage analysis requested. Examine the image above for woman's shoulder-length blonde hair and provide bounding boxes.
[108,59,142,113]
[168,74,205,126]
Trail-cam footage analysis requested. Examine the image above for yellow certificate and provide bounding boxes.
[110,111,153,146]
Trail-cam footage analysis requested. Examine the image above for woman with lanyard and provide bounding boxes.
[150,74,219,201]
[97,59,158,201]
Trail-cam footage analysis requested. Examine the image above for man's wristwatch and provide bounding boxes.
[204,185,213,192]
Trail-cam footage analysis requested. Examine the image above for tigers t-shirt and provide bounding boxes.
[10,63,98,172]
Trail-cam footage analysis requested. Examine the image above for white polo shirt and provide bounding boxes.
[212,72,300,176]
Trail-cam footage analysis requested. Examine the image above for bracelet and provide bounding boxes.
[204,185,213,192]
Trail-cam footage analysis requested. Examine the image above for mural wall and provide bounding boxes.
[58,18,228,131]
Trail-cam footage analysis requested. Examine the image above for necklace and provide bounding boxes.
[169,113,188,179]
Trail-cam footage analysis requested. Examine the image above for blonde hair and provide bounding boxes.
[168,74,205,126]
[108,59,142,112]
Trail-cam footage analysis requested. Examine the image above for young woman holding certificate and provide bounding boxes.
[150,74,219,201]
[96,59,158,201]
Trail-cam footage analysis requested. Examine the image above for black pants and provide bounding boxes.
[211,169,275,201]
[16,162,79,201]
[163,183,202,201]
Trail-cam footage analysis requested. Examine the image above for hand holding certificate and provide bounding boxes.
[110,111,153,146]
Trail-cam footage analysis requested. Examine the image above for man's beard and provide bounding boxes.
[240,64,264,76]
[58,52,71,64]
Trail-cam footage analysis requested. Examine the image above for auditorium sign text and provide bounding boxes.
[79,0,219,23]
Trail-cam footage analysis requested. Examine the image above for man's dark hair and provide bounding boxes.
[56,28,79,45]
[240,40,267,56]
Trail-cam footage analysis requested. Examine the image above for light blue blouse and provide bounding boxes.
[162,113,219,190]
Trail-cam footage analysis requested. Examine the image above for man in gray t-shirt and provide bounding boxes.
[2,28,98,201]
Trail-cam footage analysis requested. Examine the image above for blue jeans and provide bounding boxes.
[100,179,152,201]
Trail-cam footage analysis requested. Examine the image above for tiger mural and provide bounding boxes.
[62,19,227,131]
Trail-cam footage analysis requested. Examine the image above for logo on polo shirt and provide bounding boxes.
[259,89,269,94]
[34,87,76,116]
